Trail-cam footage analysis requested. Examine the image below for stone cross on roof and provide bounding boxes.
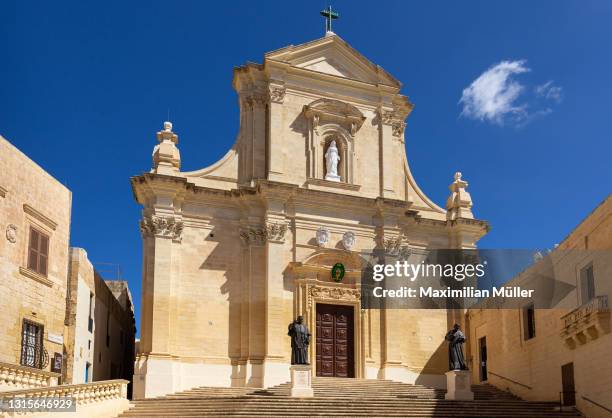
[320,5,339,35]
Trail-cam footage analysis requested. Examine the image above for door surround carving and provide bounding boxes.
[294,278,363,378]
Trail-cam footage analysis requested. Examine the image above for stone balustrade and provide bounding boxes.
[0,379,130,417]
[0,361,60,392]
[561,295,610,348]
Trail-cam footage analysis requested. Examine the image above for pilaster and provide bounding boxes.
[239,217,267,387]
[377,108,397,199]
[251,93,268,180]
[132,171,185,399]
[267,82,286,181]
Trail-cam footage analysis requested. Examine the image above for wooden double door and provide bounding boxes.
[315,304,355,377]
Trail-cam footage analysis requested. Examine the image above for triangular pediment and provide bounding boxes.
[265,35,401,88]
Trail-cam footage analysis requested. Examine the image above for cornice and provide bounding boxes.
[23,204,57,230]
[404,210,490,233]
[304,177,361,192]
[449,217,491,233]
[131,175,447,223]
[278,64,400,95]
[263,34,401,88]
[19,266,54,287]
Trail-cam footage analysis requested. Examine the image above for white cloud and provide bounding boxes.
[459,60,563,127]
[535,81,563,103]
[460,60,530,124]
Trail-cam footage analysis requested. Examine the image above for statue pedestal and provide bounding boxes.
[325,173,340,182]
[290,365,314,397]
[445,370,474,400]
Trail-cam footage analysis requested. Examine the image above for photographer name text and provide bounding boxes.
[371,286,534,299]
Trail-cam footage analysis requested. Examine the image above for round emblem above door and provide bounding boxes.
[331,263,345,282]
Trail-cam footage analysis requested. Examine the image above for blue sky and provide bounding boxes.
[2,1,611,334]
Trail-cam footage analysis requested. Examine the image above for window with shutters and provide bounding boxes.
[522,303,536,340]
[27,227,49,276]
[580,264,596,304]
[88,292,94,332]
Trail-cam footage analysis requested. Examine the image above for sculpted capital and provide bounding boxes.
[269,86,286,104]
[140,215,183,242]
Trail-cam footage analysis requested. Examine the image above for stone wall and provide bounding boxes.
[92,277,135,389]
[466,195,612,418]
[64,248,96,385]
[64,248,135,396]
[0,135,71,384]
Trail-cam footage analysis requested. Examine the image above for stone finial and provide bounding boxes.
[157,121,178,144]
[446,171,474,221]
[152,121,181,174]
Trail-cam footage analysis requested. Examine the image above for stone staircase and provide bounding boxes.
[118,377,581,417]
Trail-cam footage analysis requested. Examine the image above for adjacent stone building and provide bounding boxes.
[466,195,611,418]
[64,248,136,391]
[131,33,489,399]
[0,135,71,389]
[92,278,135,386]
[0,135,135,397]
[63,247,96,384]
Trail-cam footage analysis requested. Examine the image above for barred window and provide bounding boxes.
[20,320,44,369]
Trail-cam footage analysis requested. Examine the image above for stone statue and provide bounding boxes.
[445,324,468,370]
[288,315,311,365]
[325,140,341,182]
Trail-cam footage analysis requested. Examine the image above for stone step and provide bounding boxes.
[129,398,560,406]
[126,398,556,409]
[121,409,581,418]
[123,406,572,413]
[122,405,575,415]
[118,378,580,417]
[120,409,580,416]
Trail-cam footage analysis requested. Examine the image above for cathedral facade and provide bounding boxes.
[131,34,488,399]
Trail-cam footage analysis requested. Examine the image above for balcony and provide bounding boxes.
[561,295,610,348]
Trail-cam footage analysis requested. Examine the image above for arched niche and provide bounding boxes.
[302,99,365,185]
[321,126,352,183]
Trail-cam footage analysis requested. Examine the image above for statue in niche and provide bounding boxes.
[288,315,311,365]
[445,324,468,370]
[325,140,341,182]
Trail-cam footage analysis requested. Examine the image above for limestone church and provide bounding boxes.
[131,31,488,399]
